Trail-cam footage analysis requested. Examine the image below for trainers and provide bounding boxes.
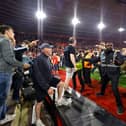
[36,119,45,126]
[65,97,72,103]
[56,97,72,106]
[117,106,124,115]
[0,114,16,125]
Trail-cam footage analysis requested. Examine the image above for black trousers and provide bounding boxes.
[72,69,84,90]
[83,68,92,84]
[12,71,23,100]
[98,65,102,78]
[100,67,123,107]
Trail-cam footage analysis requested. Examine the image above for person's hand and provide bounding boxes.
[72,36,76,40]
[98,62,101,65]
[23,63,30,69]
[29,40,38,47]
[48,87,54,95]
[10,37,16,47]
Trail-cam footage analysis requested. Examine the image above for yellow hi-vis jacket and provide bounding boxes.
[83,52,93,69]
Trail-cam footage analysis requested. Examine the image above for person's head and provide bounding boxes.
[52,52,57,56]
[39,43,53,57]
[121,48,126,56]
[0,25,15,41]
[99,42,105,49]
[68,36,77,47]
[96,42,105,50]
[105,42,113,50]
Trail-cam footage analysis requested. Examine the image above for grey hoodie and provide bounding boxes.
[0,35,23,73]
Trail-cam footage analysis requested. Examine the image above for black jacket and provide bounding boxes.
[84,50,124,66]
[32,53,53,91]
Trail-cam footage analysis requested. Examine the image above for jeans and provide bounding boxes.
[0,72,12,120]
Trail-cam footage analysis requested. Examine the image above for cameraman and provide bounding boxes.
[12,40,37,102]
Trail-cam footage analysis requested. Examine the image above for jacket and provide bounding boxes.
[32,53,54,91]
[83,52,93,69]
[0,35,23,73]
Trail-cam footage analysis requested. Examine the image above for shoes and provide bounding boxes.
[96,92,104,96]
[36,119,45,126]
[56,97,72,106]
[66,97,72,103]
[117,106,124,115]
[0,114,16,125]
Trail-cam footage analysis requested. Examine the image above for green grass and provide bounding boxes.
[91,71,101,80]
[91,70,126,88]
[119,74,126,88]
[60,67,126,88]
[59,67,65,70]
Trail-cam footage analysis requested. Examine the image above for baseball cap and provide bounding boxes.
[39,43,54,49]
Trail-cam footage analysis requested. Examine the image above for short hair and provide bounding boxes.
[99,42,105,46]
[68,37,75,44]
[0,25,13,34]
[105,42,113,47]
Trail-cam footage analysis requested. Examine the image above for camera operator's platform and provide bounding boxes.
[56,88,126,126]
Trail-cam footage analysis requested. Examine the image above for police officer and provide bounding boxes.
[96,43,124,114]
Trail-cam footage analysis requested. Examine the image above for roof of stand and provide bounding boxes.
[0,0,126,42]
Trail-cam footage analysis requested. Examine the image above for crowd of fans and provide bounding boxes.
[0,24,126,125]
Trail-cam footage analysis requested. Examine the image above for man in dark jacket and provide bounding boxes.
[96,43,124,114]
[32,43,71,126]
[85,43,124,114]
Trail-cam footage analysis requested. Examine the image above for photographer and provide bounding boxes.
[12,40,37,102]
